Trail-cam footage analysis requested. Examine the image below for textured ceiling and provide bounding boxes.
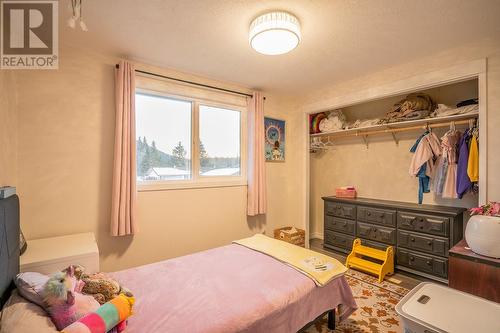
[61,0,500,95]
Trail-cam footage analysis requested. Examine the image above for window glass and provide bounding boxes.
[199,105,241,177]
[135,93,191,181]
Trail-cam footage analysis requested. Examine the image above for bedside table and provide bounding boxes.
[20,232,100,274]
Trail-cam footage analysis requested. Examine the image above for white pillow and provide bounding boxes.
[14,272,49,307]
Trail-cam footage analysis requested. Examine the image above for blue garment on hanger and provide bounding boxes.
[410,132,430,204]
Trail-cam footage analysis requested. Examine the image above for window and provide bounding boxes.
[199,105,241,177]
[135,91,245,189]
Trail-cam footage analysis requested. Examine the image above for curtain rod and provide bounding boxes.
[115,64,261,99]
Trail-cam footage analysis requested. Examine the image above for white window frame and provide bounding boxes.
[136,88,247,191]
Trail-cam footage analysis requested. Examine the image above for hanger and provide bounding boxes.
[324,136,335,147]
[468,119,474,129]
[450,121,456,131]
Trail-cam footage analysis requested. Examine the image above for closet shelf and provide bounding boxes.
[310,112,478,139]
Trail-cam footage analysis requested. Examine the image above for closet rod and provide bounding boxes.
[318,118,476,140]
[115,64,261,99]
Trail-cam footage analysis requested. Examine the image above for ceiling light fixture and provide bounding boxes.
[249,11,301,55]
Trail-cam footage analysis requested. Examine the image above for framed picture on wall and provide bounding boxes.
[264,117,286,162]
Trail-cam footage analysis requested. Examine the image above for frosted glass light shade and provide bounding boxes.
[249,12,301,55]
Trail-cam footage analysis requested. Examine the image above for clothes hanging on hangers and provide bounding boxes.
[441,129,462,199]
[467,133,479,182]
[456,128,472,198]
[409,130,441,204]
[432,151,448,195]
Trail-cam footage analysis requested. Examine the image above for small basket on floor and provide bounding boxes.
[274,227,305,247]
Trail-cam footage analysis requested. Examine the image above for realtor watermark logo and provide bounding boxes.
[1,0,58,69]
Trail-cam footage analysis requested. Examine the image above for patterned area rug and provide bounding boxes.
[303,269,410,333]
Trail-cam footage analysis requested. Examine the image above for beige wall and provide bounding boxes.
[12,44,303,271]
[0,71,18,186]
[303,38,500,237]
[262,96,306,240]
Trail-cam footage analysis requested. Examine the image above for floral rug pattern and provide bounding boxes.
[303,269,410,333]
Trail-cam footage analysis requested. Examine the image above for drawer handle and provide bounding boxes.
[426,260,432,266]
[380,213,385,218]
[419,225,424,229]
[427,241,432,246]
[410,256,415,261]
[367,211,371,216]
[420,217,425,222]
[343,222,347,227]
[411,238,415,242]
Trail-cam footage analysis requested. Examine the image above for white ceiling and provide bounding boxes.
[61,0,500,95]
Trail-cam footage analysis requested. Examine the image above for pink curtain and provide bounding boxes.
[111,60,137,236]
[247,92,267,216]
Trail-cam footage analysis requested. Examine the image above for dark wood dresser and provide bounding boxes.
[448,239,500,302]
[322,197,466,282]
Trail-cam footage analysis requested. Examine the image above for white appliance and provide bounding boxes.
[396,282,500,333]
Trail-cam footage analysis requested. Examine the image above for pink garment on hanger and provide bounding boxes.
[441,130,462,198]
[409,132,441,177]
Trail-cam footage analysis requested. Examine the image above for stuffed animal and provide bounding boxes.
[43,271,100,330]
[66,265,133,305]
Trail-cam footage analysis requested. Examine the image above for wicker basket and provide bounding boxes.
[274,227,305,247]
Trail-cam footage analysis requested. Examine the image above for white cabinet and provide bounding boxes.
[20,232,100,274]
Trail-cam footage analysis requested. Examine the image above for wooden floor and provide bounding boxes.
[310,238,426,290]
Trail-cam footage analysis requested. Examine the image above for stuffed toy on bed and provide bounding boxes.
[66,265,133,305]
[43,269,131,333]
[61,294,134,333]
[43,271,101,330]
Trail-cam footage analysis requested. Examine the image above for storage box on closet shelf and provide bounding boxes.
[335,186,357,198]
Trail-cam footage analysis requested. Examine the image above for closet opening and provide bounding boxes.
[305,64,486,283]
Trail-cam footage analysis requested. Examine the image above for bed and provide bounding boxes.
[0,195,357,332]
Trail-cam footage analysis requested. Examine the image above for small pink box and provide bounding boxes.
[335,188,357,198]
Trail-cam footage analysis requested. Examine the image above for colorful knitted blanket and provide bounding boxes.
[61,294,134,333]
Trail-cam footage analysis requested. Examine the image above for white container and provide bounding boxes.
[396,282,500,333]
[465,215,500,258]
[20,232,100,274]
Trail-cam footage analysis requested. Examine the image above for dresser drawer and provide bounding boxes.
[397,211,449,237]
[357,222,396,245]
[357,206,396,227]
[359,238,395,261]
[324,230,355,251]
[325,201,356,220]
[325,216,356,235]
[398,230,448,257]
[397,248,448,278]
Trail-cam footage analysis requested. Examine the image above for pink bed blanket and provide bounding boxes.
[109,244,357,333]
